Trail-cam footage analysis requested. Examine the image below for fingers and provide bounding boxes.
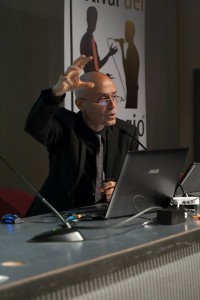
[64,68,80,83]
[63,69,94,90]
[79,81,95,89]
[64,55,93,76]
[109,45,118,56]
[71,55,93,69]
[64,66,80,77]
[56,55,94,94]
[100,181,116,202]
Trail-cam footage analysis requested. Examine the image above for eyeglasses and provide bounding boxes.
[79,95,125,106]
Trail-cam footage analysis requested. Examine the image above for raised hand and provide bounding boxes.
[52,55,94,96]
[109,43,118,56]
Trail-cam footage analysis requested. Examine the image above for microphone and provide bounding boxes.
[0,155,84,242]
[108,38,124,43]
[121,129,147,151]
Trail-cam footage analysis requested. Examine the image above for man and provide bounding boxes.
[118,21,139,108]
[25,55,138,216]
[80,6,118,72]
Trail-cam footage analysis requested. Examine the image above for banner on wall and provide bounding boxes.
[64,0,146,146]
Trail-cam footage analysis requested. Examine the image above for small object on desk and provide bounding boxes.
[76,213,93,220]
[157,208,185,225]
[192,214,200,220]
[1,214,23,224]
[66,215,76,222]
[172,196,199,208]
[196,204,200,214]
[65,215,79,224]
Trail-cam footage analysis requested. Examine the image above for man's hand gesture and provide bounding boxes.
[52,55,94,96]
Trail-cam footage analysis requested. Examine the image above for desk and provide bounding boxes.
[1,214,200,299]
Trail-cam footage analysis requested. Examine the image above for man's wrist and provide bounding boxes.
[43,89,65,105]
[52,85,65,97]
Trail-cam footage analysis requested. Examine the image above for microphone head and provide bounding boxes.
[114,38,125,43]
[107,38,123,42]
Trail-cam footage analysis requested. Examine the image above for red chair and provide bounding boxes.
[0,188,34,218]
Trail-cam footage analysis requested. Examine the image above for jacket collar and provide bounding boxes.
[76,112,119,180]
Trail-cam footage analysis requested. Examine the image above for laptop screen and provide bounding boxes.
[105,148,188,219]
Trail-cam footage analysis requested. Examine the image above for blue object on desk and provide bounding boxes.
[1,214,23,224]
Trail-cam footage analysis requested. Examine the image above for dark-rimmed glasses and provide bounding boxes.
[79,95,125,107]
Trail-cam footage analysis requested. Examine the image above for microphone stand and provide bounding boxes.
[121,129,147,150]
[0,155,84,242]
[174,181,188,197]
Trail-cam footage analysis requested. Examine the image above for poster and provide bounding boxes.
[64,0,146,146]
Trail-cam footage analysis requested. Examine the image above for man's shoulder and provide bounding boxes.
[54,107,78,128]
[56,107,76,116]
[54,107,78,122]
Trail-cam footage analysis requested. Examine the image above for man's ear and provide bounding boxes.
[75,99,83,111]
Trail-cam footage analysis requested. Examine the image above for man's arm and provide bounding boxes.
[98,43,118,70]
[24,89,65,145]
[25,55,94,145]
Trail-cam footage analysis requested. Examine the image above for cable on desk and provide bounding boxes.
[110,206,162,228]
[68,206,162,230]
[35,206,161,230]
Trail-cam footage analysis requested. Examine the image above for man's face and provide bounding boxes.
[76,76,117,132]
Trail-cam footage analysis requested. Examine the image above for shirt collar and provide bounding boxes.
[77,112,106,143]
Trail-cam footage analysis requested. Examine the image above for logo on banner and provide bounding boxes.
[64,0,146,145]
[80,6,139,109]
[80,6,118,72]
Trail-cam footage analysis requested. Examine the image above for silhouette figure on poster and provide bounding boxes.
[80,6,118,73]
[117,21,140,109]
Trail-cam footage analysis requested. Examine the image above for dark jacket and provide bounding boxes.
[25,89,138,215]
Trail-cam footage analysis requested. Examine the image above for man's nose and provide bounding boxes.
[107,99,116,108]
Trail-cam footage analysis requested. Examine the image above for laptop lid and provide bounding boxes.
[176,162,200,196]
[105,148,188,219]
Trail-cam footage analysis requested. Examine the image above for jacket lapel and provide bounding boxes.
[74,113,87,184]
[105,125,118,179]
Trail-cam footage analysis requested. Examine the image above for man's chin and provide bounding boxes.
[106,119,116,126]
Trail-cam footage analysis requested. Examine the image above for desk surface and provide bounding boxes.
[1,213,200,298]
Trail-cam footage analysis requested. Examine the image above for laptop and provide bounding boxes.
[69,148,188,219]
[175,162,200,196]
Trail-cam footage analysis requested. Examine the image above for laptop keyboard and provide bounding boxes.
[63,203,109,219]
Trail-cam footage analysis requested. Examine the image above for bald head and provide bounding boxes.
[75,71,117,132]
[75,72,116,99]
